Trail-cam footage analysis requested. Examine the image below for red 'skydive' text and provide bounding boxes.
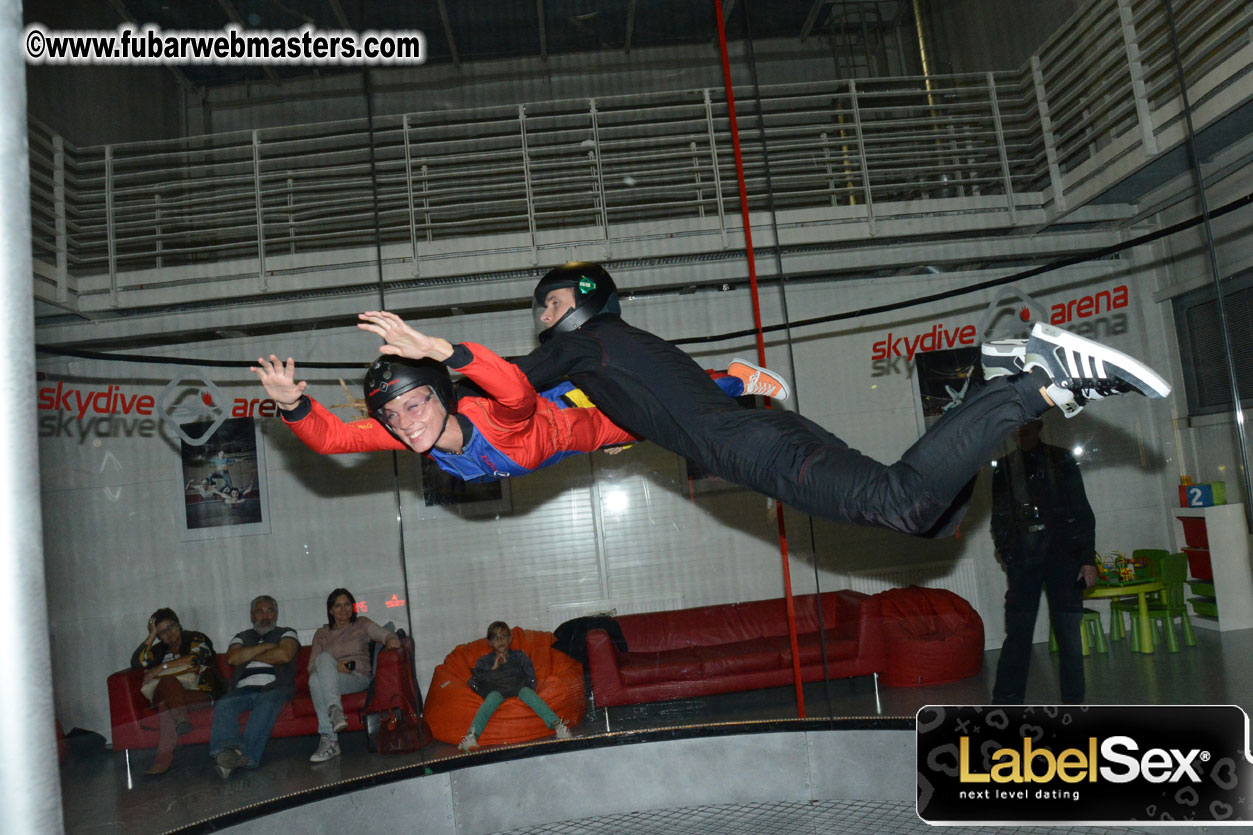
[871,324,976,361]
[231,397,280,418]
[37,382,155,418]
[37,382,282,418]
[1050,285,1128,325]
[870,284,1129,360]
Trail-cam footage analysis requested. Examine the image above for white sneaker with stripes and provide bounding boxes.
[982,323,1171,418]
[309,734,340,763]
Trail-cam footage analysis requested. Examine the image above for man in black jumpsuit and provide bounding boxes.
[990,420,1097,704]
[516,263,1169,538]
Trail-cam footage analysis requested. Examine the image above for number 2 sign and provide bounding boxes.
[1179,482,1225,507]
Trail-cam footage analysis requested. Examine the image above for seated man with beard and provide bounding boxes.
[208,595,300,779]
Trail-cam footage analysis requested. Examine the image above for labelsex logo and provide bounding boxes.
[960,735,1206,785]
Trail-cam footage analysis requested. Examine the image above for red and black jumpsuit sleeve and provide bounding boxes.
[277,344,634,473]
[280,396,404,454]
[447,343,636,469]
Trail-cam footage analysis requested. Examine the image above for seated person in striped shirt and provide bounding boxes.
[208,595,300,779]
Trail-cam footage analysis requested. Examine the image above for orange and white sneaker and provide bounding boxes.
[727,359,790,401]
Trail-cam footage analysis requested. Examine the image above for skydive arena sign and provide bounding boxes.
[918,705,1253,824]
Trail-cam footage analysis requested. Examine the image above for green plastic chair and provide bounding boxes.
[1049,608,1107,656]
[1129,552,1197,653]
[1109,549,1168,641]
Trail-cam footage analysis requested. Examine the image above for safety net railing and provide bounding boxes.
[27,0,1251,309]
[1033,0,1250,179]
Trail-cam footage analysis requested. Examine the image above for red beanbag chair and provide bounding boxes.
[876,586,984,687]
[424,627,585,746]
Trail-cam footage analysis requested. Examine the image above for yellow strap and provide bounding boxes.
[561,388,597,409]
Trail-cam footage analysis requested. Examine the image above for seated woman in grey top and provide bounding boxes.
[306,587,399,764]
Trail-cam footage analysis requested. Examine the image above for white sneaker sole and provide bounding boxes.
[1026,323,1171,399]
[981,339,1027,379]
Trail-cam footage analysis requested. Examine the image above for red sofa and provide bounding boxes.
[107,640,419,751]
[585,591,885,707]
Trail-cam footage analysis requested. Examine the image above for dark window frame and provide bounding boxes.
[1173,269,1253,417]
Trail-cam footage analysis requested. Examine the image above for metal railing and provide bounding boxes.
[1033,0,1248,179]
[27,0,1251,310]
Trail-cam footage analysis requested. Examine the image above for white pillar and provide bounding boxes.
[2,1,64,832]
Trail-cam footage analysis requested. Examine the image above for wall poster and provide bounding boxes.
[178,416,270,540]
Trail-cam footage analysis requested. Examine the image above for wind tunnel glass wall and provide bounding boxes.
[30,0,1253,832]
[743,0,1251,706]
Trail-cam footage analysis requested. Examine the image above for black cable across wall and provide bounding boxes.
[35,190,1253,369]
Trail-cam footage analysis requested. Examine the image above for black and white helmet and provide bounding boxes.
[363,355,455,423]
[533,262,620,343]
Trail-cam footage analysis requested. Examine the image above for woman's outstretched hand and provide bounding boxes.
[250,355,306,411]
[358,311,453,362]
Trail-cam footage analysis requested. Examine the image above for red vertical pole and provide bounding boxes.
[714,0,805,717]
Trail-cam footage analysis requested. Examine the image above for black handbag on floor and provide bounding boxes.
[374,695,423,755]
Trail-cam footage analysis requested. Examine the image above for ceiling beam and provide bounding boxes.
[292,0,329,78]
[435,0,461,68]
[216,0,280,82]
[537,0,547,61]
[624,0,637,55]
[327,0,352,30]
[106,0,202,96]
[799,0,832,42]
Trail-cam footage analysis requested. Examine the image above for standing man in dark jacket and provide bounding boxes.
[208,595,300,778]
[516,262,1169,538]
[990,420,1097,704]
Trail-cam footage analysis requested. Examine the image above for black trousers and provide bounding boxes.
[524,316,1051,538]
[764,372,1048,537]
[992,552,1086,704]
